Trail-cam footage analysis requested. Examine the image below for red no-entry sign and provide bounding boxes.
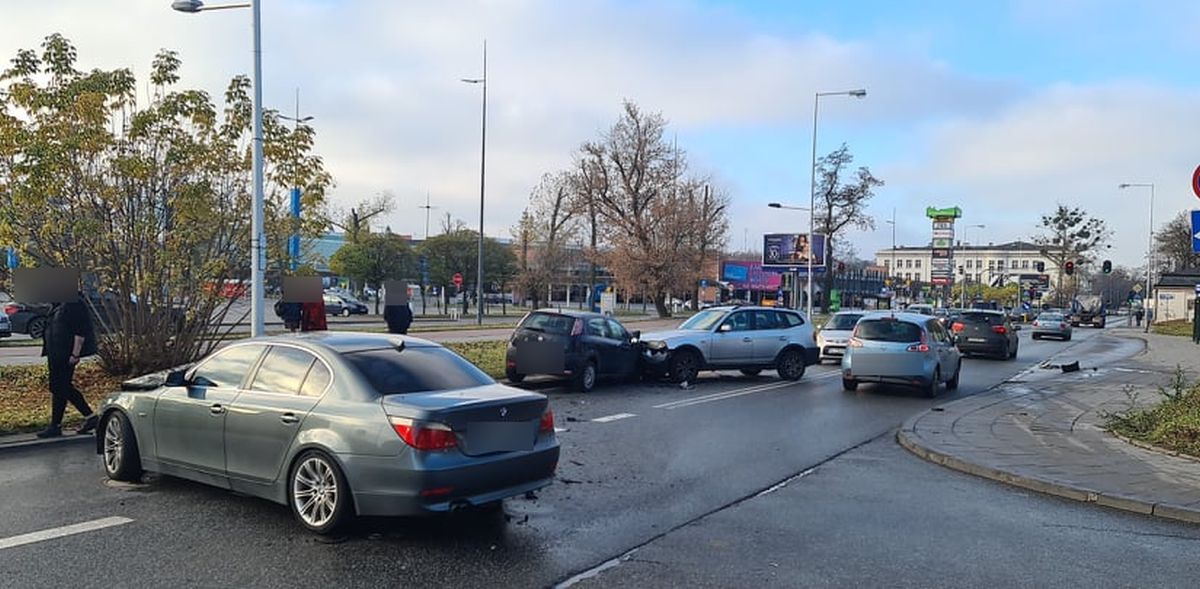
[1192,165,1200,199]
[452,272,464,287]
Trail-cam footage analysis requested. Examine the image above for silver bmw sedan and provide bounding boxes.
[95,332,559,534]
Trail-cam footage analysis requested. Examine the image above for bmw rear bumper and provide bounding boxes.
[344,443,560,517]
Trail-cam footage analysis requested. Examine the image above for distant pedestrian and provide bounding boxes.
[274,299,302,332]
[1135,307,1144,327]
[384,301,413,334]
[38,292,99,438]
[300,298,327,332]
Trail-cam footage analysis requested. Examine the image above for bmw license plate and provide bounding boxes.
[468,421,536,454]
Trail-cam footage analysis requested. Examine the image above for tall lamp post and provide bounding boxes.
[767,203,811,310]
[172,0,265,337]
[1119,182,1155,333]
[462,41,487,325]
[809,89,866,319]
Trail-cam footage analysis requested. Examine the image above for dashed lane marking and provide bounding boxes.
[591,413,637,423]
[0,517,133,551]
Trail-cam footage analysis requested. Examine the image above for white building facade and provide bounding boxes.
[874,241,1065,287]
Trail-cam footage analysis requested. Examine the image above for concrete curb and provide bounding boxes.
[898,414,1200,526]
[0,431,93,454]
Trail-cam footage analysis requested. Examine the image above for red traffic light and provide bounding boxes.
[1064,261,1075,275]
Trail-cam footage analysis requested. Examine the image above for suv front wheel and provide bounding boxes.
[668,349,701,384]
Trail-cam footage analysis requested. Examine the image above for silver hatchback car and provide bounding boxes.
[841,312,962,397]
[96,332,559,534]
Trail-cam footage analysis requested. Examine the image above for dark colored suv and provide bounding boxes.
[951,310,1020,360]
[504,310,642,392]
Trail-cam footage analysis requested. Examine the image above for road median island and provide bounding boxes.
[899,330,1200,524]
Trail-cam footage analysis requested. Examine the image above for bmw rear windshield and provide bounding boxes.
[518,312,576,335]
[345,346,493,395]
[856,319,923,343]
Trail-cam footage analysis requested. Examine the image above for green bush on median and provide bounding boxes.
[1106,367,1200,459]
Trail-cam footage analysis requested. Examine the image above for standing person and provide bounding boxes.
[300,297,327,332]
[38,292,99,438]
[1135,306,1144,327]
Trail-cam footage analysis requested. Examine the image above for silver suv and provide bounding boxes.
[641,305,819,383]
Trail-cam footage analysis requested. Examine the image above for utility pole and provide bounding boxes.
[418,191,437,241]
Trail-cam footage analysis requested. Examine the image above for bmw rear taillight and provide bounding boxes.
[992,325,1008,335]
[570,318,583,336]
[539,408,555,434]
[951,322,964,333]
[3,304,17,316]
[390,417,457,451]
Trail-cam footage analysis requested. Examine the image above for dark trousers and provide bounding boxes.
[48,358,92,426]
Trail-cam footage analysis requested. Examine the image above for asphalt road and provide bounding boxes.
[6,319,1193,588]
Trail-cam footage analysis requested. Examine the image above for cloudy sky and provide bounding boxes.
[3,0,1198,267]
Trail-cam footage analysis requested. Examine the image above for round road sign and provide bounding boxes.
[1193,165,1200,199]
[453,272,463,287]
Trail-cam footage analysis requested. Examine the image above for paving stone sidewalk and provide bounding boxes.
[899,329,1200,523]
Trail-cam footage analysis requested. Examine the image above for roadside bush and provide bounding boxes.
[1107,370,1200,458]
[1152,320,1193,337]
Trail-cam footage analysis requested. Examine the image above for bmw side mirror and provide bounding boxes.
[718,323,732,333]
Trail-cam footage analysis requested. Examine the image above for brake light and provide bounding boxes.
[1033,321,1039,327]
[849,337,864,348]
[570,318,583,336]
[539,408,555,434]
[3,304,17,316]
[390,417,457,451]
[992,325,1008,335]
[907,331,930,353]
[951,322,964,333]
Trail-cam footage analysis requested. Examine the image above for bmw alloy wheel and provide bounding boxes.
[103,416,123,474]
[293,456,340,529]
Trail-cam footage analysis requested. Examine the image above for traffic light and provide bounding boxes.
[1035,261,1045,273]
[1102,260,1112,274]
[1064,261,1075,276]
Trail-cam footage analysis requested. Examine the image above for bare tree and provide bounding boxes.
[329,191,396,245]
[813,144,883,312]
[1032,204,1109,306]
[1155,211,1200,272]
[512,172,578,307]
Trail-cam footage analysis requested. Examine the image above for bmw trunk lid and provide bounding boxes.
[382,384,548,456]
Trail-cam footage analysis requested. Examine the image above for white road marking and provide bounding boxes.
[654,372,840,411]
[591,413,637,423]
[0,517,133,551]
[554,427,568,433]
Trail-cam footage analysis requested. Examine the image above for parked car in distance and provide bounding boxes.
[504,310,641,392]
[325,293,368,316]
[97,332,559,534]
[1031,312,1072,341]
[841,312,962,397]
[641,305,819,383]
[951,310,1020,360]
[817,311,865,364]
[0,306,10,338]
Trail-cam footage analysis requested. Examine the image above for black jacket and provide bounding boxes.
[384,304,413,334]
[40,299,97,360]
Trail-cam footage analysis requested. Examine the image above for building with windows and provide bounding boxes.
[874,241,1064,287]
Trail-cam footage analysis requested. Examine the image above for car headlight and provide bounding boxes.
[645,340,667,351]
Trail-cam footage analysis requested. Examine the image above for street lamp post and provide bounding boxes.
[172,0,265,337]
[462,41,487,326]
[1119,182,1155,333]
[809,89,866,319]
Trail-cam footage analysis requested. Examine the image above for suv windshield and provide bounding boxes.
[824,313,863,331]
[345,346,493,395]
[680,309,727,331]
[856,319,923,343]
[518,312,576,335]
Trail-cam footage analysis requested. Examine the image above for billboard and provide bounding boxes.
[762,233,827,269]
[722,261,782,291]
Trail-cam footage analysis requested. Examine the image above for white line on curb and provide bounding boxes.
[591,413,637,423]
[0,517,133,551]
